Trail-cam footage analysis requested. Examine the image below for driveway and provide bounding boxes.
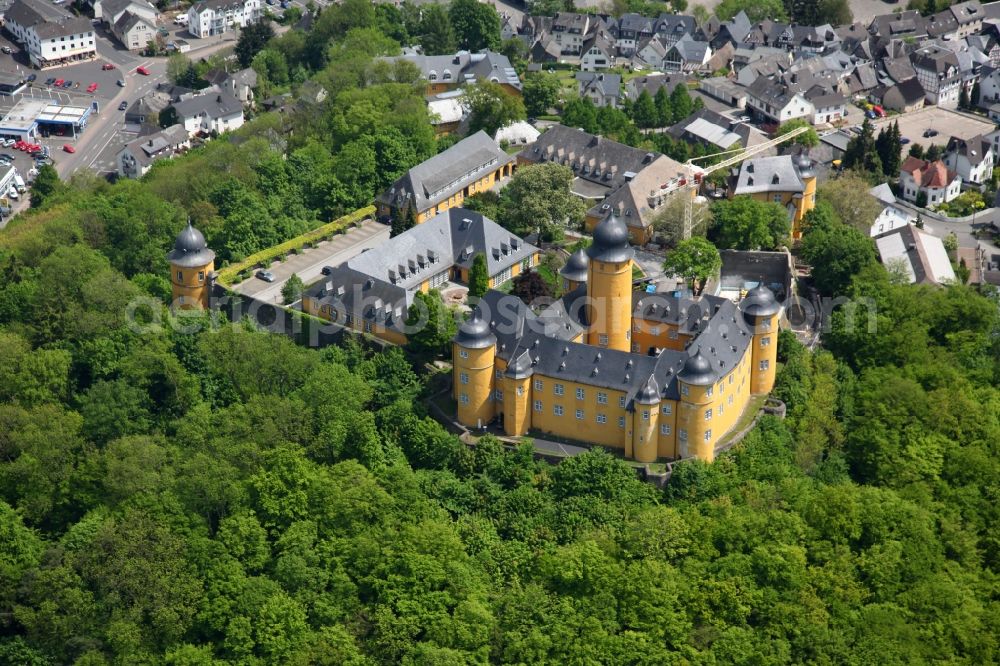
[232,219,390,304]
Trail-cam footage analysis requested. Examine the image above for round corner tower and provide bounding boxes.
[586,213,634,352]
[453,312,497,429]
[740,285,781,395]
[168,221,215,310]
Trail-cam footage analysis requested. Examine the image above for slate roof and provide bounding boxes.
[102,0,155,21]
[173,91,244,121]
[882,55,918,83]
[347,208,538,290]
[911,44,960,75]
[120,124,187,168]
[113,10,152,36]
[732,155,806,195]
[519,125,661,191]
[575,71,621,99]
[654,13,696,39]
[387,49,521,90]
[626,73,686,99]
[946,134,992,166]
[667,34,711,64]
[6,0,92,38]
[585,155,690,232]
[950,0,984,24]
[378,131,513,213]
[303,264,411,336]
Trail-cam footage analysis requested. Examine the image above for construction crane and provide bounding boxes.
[656,124,813,240]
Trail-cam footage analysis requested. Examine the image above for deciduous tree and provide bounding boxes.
[709,196,790,250]
[663,236,721,296]
[463,80,526,136]
[449,0,501,51]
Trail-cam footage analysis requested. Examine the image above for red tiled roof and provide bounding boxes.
[899,155,957,188]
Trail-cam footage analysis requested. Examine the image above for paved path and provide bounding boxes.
[232,219,390,303]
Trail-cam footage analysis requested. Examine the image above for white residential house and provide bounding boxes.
[172,92,245,136]
[899,155,962,206]
[4,0,96,68]
[580,31,615,71]
[875,225,956,285]
[116,124,190,178]
[911,45,961,108]
[943,134,994,185]
[575,72,621,108]
[186,0,261,38]
[111,11,156,51]
[96,0,158,26]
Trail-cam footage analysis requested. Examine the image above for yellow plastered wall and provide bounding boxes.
[677,351,754,461]
[502,375,532,436]
[302,297,408,345]
[750,312,779,394]
[631,318,686,354]
[170,259,214,309]
[414,164,514,224]
[631,403,659,463]
[525,376,631,450]
[586,258,633,352]
[796,175,817,239]
[454,342,496,428]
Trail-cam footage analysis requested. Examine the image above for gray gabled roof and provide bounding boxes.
[575,71,621,98]
[347,208,537,290]
[733,155,805,195]
[173,90,243,121]
[378,131,513,213]
[303,265,411,335]
[668,34,711,62]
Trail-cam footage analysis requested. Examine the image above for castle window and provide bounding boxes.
[597,413,607,423]
[661,404,672,415]
[618,416,626,428]
[669,330,678,339]
[660,424,671,435]
[729,395,734,405]
[706,386,713,397]
[460,393,469,404]
[651,327,659,336]
[704,429,712,441]
[719,403,724,415]
[576,387,585,400]
[681,385,689,396]
[177,271,183,281]
[495,390,504,401]
[534,379,543,391]
[642,410,649,420]
[705,408,712,420]
[534,400,543,411]
[760,360,770,371]
[729,374,733,384]
[598,334,608,346]
[364,322,373,332]
[678,428,687,441]
[554,383,565,396]
[460,350,469,359]
[761,336,771,347]
[496,369,502,379]
[597,392,608,404]
[517,386,524,396]
[619,395,626,407]
[198,271,205,283]
[576,409,584,420]
[554,404,564,416]
[460,372,469,384]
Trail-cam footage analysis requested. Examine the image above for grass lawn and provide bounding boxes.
[632,264,645,279]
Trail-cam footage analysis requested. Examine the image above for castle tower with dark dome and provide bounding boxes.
[585,212,634,352]
[167,222,215,309]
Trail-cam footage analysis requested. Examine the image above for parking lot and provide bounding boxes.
[232,220,390,304]
[874,106,996,154]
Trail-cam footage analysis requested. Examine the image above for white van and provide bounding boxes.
[174,14,188,25]
[14,173,26,193]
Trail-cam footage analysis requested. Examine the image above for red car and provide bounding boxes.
[136,66,150,75]
[62,144,75,153]
[86,82,98,93]
[101,63,115,70]
[53,78,64,86]
[28,145,42,154]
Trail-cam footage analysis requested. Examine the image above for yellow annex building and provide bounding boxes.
[728,153,817,239]
[452,213,782,463]
[168,222,215,309]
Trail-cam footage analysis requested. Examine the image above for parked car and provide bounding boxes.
[901,137,911,145]
[1,46,11,54]
[0,153,15,161]
[117,79,125,86]
[865,110,877,119]
[158,27,169,36]
[118,100,128,111]
[53,78,64,86]
[923,129,939,138]
[45,77,55,85]
[8,188,18,200]
[61,80,72,88]
[256,270,276,282]
[62,144,75,153]
[321,265,334,275]
[26,74,36,82]
[102,62,115,70]
[136,66,150,75]
[86,82,98,93]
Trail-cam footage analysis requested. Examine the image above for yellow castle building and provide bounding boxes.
[168,222,215,309]
[728,153,817,239]
[452,213,781,463]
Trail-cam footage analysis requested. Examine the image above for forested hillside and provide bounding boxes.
[1,171,999,663]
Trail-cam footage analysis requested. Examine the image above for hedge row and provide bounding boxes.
[216,205,376,286]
